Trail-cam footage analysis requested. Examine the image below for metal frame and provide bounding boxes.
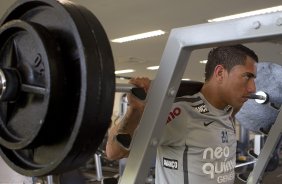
[247,110,282,184]
[119,12,282,184]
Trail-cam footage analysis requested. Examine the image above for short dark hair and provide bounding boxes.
[204,44,258,81]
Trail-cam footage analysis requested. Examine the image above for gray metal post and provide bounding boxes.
[95,154,103,181]
[247,109,282,184]
[119,12,282,184]
[47,175,53,184]
[240,124,250,150]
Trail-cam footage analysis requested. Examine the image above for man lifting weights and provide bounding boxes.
[106,44,258,184]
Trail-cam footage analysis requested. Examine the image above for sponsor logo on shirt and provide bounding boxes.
[167,107,181,124]
[203,121,215,127]
[202,146,235,183]
[192,103,209,114]
[163,157,178,170]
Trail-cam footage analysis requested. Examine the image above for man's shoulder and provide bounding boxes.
[173,93,211,115]
[174,92,202,104]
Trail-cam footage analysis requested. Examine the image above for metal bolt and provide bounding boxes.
[252,21,261,29]
[151,138,158,147]
[168,87,176,97]
[276,18,282,26]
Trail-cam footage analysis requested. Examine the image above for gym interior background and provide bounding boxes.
[0,0,282,183]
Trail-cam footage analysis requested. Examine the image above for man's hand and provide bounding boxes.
[127,77,151,111]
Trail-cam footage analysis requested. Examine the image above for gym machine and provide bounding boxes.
[119,10,282,184]
[0,0,281,183]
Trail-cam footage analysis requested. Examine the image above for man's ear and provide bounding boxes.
[214,65,225,82]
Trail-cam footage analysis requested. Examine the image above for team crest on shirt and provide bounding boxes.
[163,157,178,170]
[167,107,181,124]
[192,103,209,114]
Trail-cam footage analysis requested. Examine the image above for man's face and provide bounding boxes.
[221,56,257,109]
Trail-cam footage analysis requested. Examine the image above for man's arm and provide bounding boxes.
[105,77,150,160]
[106,107,143,160]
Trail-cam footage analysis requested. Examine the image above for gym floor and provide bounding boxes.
[0,152,281,183]
[78,151,282,184]
[0,138,281,184]
[234,167,282,184]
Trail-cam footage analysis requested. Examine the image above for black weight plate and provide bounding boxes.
[0,0,115,176]
[70,3,115,151]
[236,62,282,132]
[0,20,64,150]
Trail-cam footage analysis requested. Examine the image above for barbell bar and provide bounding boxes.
[115,76,268,102]
[115,82,268,102]
[0,65,266,103]
[115,83,146,99]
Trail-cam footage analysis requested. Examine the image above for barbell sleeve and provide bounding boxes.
[247,94,266,100]
[247,91,268,104]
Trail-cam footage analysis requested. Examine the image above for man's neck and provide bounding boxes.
[200,82,227,110]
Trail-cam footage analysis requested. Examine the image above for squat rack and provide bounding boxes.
[119,12,282,184]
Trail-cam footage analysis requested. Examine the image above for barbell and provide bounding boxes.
[0,0,274,178]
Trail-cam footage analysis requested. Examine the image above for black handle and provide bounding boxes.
[131,87,146,100]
